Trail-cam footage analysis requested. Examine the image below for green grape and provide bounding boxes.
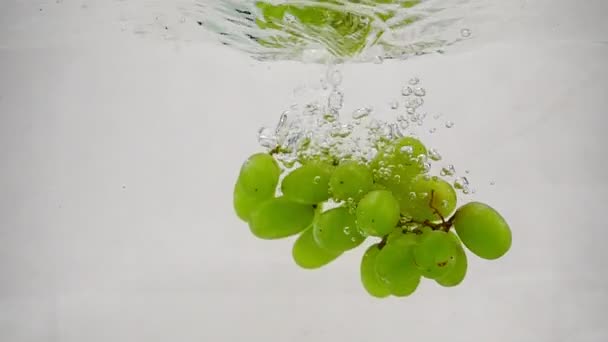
[249,197,314,239]
[313,207,365,252]
[356,190,401,237]
[237,153,281,198]
[329,161,373,201]
[453,202,512,260]
[372,137,427,183]
[233,153,281,222]
[292,226,342,269]
[436,232,468,287]
[233,182,262,222]
[360,244,391,298]
[281,162,333,204]
[413,230,457,279]
[375,234,421,296]
[401,175,457,221]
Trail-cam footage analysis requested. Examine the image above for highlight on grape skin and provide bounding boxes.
[231,76,512,299]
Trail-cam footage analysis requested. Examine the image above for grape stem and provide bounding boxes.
[395,190,455,233]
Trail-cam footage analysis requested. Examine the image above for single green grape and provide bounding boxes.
[313,207,365,252]
[356,190,401,237]
[237,153,280,198]
[292,226,342,269]
[375,234,421,296]
[436,232,468,287]
[233,153,281,222]
[233,181,264,222]
[329,161,373,201]
[453,202,512,260]
[281,162,333,204]
[372,137,427,183]
[249,197,314,239]
[401,175,457,221]
[413,230,457,279]
[360,244,391,298]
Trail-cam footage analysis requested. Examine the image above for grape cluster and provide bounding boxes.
[233,136,511,298]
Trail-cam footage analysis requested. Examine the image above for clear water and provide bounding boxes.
[1,1,608,341]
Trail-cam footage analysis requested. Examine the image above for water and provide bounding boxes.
[194,0,483,62]
[1,1,608,342]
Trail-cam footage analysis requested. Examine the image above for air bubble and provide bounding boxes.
[313,176,321,184]
[414,87,426,96]
[429,128,436,134]
[343,226,351,235]
[408,192,417,200]
[460,28,471,37]
[390,101,399,109]
[401,86,413,96]
[328,91,344,111]
[352,107,372,119]
[407,107,416,115]
[445,121,454,128]
[441,164,456,176]
[400,146,414,155]
[409,77,419,85]
[328,69,342,87]
[490,180,495,185]
[428,148,442,161]
[454,177,469,190]
[258,127,277,149]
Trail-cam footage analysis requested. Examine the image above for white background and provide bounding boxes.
[1,1,607,341]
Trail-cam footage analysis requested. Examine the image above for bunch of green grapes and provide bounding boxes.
[233,136,512,298]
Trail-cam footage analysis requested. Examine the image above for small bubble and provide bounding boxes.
[399,120,410,130]
[352,107,372,119]
[428,148,442,161]
[414,87,426,97]
[401,86,413,96]
[490,180,495,185]
[407,107,416,115]
[433,113,443,120]
[284,13,296,24]
[460,28,471,38]
[441,164,456,176]
[400,146,414,155]
[180,16,186,23]
[328,69,342,87]
[313,176,321,184]
[429,128,436,134]
[390,101,399,109]
[394,174,401,183]
[441,200,449,208]
[445,121,454,128]
[454,177,470,190]
[328,91,344,111]
[422,162,431,173]
[408,192,417,200]
[343,226,351,235]
[351,236,358,242]
[409,77,419,85]
[257,127,277,149]
[465,170,470,174]
[390,123,404,138]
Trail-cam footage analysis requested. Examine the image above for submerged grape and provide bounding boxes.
[249,197,314,239]
[282,162,333,204]
[454,202,512,260]
[360,244,391,298]
[313,207,365,252]
[293,226,342,269]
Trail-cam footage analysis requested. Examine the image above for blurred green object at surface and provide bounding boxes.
[254,0,420,58]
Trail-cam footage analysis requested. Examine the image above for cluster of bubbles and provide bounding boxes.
[257,66,481,195]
